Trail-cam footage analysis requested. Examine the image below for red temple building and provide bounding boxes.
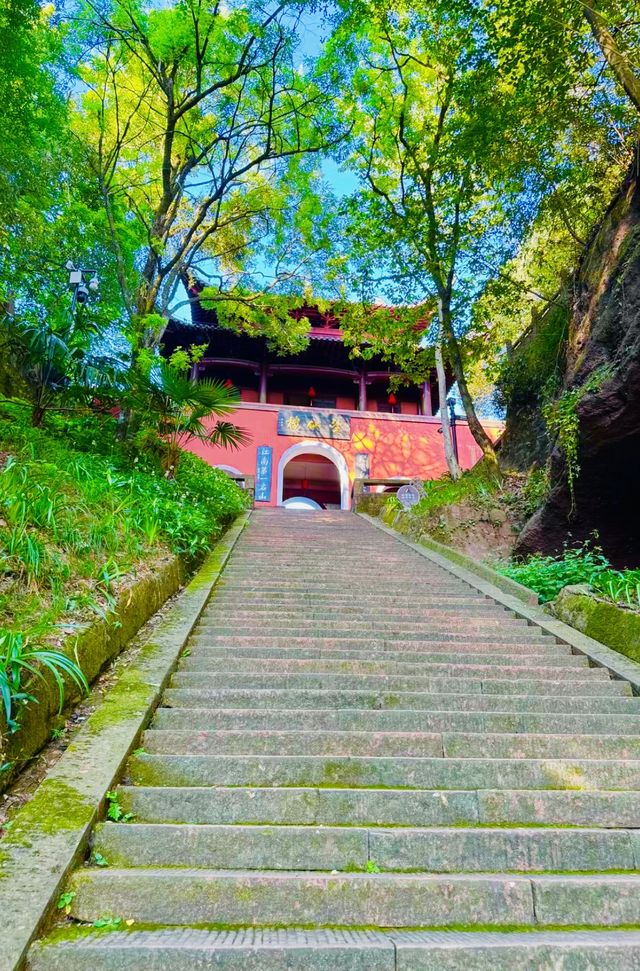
[163,289,503,510]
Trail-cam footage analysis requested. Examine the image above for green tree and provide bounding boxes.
[331,4,541,470]
[72,0,348,355]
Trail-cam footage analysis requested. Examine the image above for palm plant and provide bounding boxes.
[130,360,249,474]
[0,313,118,426]
[0,630,88,733]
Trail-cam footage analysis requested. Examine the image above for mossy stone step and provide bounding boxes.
[178,656,590,677]
[65,868,640,927]
[92,822,640,872]
[152,705,640,736]
[184,643,576,663]
[118,785,640,828]
[26,928,640,971]
[162,686,640,714]
[129,752,640,791]
[169,671,620,695]
[66,869,538,926]
[140,728,640,762]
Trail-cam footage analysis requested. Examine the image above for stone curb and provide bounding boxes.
[0,511,250,971]
[358,513,640,696]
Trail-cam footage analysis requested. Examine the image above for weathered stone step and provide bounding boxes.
[178,657,589,678]
[204,599,492,616]
[26,928,640,971]
[192,631,560,647]
[212,592,482,607]
[119,785,640,828]
[218,581,470,593]
[141,728,640,762]
[93,822,368,871]
[170,671,619,695]
[163,686,640,714]
[198,617,532,636]
[184,644,574,664]
[143,728,445,757]
[65,868,640,927]
[152,705,640,736]
[92,822,639,872]
[129,752,640,790]
[444,732,640,760]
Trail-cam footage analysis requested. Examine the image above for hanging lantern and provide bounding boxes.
[388,392,397,406]
[224,378,234,388]
[301,478,310,490]
[308,385,316,400]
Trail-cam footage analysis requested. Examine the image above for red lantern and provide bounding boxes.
[301,478,310,489]
[224,378,233,388]
[388,392,397,406]
[308,385,316,399]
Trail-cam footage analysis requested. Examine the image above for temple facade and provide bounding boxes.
[163,293,502,510]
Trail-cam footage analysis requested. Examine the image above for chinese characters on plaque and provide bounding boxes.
[255,445,273,502]
[277,409,351,440]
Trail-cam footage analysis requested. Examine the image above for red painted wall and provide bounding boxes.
[184,403,503,508]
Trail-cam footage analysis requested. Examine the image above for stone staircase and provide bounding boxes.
[29,510,640,969]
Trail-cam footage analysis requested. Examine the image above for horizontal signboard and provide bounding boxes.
[277,409,351,440]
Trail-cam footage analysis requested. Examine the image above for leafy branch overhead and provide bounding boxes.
[74,0,352,352]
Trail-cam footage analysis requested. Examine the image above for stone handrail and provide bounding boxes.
[352,477,414,502]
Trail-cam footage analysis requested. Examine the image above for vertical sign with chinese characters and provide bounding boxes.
[255,446,273,502]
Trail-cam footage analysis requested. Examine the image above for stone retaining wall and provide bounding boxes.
[0,553,198,788]
[550,585,640,664]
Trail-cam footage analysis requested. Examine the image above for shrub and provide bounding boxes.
[496,541,611,603]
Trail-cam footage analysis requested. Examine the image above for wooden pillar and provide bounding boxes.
[421,379,433,416]
[358,370,367,411]
[259,362,268,404]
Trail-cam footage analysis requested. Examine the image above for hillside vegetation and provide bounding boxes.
[0,401,247,652]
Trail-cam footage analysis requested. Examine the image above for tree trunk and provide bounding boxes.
[435,315,461,480]
[31,403,45,427]
[439,297,499,469]
[584,4,640,115]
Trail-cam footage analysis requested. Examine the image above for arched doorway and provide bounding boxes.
[277,442,351,510]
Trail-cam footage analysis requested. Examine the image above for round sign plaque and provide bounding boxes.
[396,484,421,510]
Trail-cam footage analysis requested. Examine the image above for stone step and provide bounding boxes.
[26,928,640,971]
[211,593,485,608]
[218,581,472,594]
[163,687,640,714]
[197,618,533,636]
[152,705,640,736]
[204,599,492,616]
[65,868,640,927]
[143,728,445,757]
[141,728,640,762]
[119,785,640,828]
[191,631,561,646]
[129,752,640,790]
[184,644,575,664]
[203,602,504,618]
[178,657,590,678]
[92,822,639,872]
[169,671,619,695]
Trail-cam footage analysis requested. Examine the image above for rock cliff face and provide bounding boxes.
[513,162,640,566]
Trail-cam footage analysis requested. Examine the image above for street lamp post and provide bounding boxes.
[447,396,459,464]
